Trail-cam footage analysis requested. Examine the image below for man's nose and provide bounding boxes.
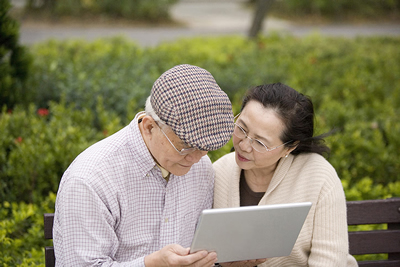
[185,150,207,163]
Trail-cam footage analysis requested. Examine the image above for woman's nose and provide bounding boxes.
[239,137,253,152]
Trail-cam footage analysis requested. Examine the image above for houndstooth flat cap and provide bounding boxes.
[151,64,234,151]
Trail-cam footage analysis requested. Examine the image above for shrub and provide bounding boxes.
[0,0,32,109]
[0,192,55,266]
[0,99,123,204]
[25,0,178,21]
[16,34,400,193]
[270,0,400,20]
[1,34,400,265]
[28,37,154,119]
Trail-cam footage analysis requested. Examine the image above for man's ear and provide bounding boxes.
[141,116,156,136]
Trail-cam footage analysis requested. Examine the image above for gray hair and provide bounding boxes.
[145,96,167,126]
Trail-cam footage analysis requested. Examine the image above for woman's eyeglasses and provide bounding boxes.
[233,113,292,153]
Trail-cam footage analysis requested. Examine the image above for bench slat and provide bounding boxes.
[358,260,400,267]
[45,247,55,267]
[347,198,400,225]
[349,230,400,255]
[44,213,54,239]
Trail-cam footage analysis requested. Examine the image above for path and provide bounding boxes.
[16,0,400,47]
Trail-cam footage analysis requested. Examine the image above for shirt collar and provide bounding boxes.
[129,111,158,179]
[130,111,172,181]
[156,163,170,180]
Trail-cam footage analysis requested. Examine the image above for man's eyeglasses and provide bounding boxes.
[156,122,197,155]
[233,114,292,153]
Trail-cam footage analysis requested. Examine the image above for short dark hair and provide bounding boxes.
[241,83,330,156]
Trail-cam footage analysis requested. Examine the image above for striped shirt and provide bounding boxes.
[53,112,214,266]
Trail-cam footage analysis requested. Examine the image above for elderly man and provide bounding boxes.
[53,64,234,266]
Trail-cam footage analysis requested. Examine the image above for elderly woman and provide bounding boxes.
[213,83,358,266]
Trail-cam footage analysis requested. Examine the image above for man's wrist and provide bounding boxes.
[144,251,158,267]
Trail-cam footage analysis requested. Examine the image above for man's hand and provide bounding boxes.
[144,244,218,267]
[219,258,268,267]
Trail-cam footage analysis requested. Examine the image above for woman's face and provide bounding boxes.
[233,100,290,172]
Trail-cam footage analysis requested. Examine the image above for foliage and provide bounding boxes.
[1,34,399,265]
[151,35,400,189]
[0,192,55,266]
[25,0,178,21]
[0,99,123,204]
[28,37,154,119]
[0,0,32,109]
[23,35,400,193]
[270,0,400,20]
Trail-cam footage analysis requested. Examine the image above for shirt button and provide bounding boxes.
[165,218,169,223]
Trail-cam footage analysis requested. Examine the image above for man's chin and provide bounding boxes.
[170,165,192,176]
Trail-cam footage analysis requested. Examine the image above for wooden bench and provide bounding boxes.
[347,198,400,266]
[43,198,400,267]
[44,213,55,267]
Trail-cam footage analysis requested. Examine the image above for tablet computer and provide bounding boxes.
[190,202,312,263]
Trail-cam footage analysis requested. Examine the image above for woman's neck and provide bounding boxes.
[243,163,278,193]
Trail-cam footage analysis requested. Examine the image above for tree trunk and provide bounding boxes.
[248,0,274,38]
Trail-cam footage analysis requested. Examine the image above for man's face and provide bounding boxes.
[147,121,208,176]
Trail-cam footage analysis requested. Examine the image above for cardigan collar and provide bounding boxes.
[262,154,294,200]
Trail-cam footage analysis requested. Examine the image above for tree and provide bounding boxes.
[0,0,32,109]
[249,0,275,38]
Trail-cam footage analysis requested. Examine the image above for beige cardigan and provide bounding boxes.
[213,152,358,267]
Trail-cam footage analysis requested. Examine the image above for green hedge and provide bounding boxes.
[24,34,400,189]
[25,0,178,21]
[0,193,55,267]
[270,0,400,20]
[1,34,400,265]
[2,99,399,205]
[0,99,123,204]
[27,37,154,117]
[27,35,400,118]
[3,34,400,203]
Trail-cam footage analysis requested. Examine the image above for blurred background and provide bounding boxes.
[9,0,400,46]
[1,0,400,265]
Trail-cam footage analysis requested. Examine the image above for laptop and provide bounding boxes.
[190,202,312,263]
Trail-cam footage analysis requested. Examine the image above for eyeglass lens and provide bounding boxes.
[234,124,268,152]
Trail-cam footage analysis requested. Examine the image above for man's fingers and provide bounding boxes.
[170,245,191,256]
[176,250,210,265]
[190,251,218,267]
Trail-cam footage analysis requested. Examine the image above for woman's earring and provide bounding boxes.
[285,154,289,158]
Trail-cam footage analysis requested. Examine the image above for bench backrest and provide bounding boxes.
[43,198,400,266]
[347,198,400,267]
[44,213,55,267]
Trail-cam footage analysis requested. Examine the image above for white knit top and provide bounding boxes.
[213,152,358,267]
